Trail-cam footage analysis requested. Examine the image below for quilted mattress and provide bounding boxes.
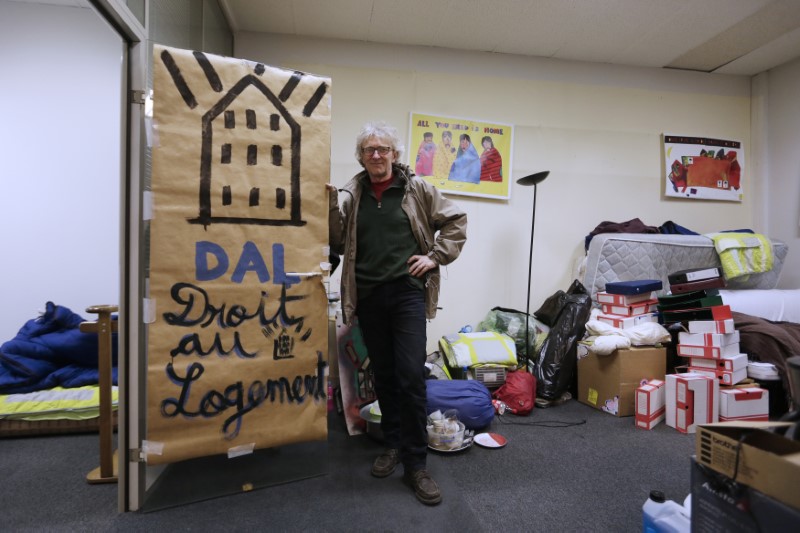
[582,233,788,300]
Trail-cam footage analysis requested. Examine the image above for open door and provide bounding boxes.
[137,44,332,511]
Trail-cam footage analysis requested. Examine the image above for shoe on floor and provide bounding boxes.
[403,469,442,505]
[371,448,400,478]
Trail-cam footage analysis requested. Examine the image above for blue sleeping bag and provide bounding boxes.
[0,302,118,393]
[426,379,495,430]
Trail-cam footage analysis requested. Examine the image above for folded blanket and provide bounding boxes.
[705,232,773,280]
[732,311,800,409]
[439,331,517,368]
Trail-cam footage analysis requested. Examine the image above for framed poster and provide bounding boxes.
[663,134,743,202]
[408,112,513,200]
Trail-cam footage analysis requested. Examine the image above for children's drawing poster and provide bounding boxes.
[147,45,331,465]
[335,318,376,436]
[408,112,513,200]
[663,134,743,202]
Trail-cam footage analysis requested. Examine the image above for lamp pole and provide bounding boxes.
[515,171,550,372]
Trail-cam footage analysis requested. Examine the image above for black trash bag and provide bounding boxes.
[533,280,592,401]
[533,279,588,327]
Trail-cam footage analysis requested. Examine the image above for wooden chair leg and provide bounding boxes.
[80,305,119,484]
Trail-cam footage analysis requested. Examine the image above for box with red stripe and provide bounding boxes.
[666,372,718,434]
[635,379,665,430]
[687,319,736,334]
[718,387,769,422]
[677,342,741,359]
[678,330,739,347]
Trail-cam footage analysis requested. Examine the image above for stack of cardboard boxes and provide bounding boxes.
[578,268,770,432]
[578,279,667,418]
[641,267,768,433]
[594,279,660,330]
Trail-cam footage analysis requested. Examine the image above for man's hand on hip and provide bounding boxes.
[407,254,436,277]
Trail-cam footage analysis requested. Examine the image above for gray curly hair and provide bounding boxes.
[354,121,405,166]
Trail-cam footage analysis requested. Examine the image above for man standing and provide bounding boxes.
[328,121,467,505]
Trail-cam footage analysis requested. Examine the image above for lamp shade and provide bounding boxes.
[516,170,550,186]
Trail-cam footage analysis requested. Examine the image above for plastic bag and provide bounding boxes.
[476,306,544,363]
[533,280,592,400]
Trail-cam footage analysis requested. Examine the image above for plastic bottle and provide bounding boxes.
[642,490,691,533]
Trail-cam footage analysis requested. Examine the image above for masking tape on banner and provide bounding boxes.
[227,443,255,459]
[322,245,330,257]
[285,272,322,278]
[143,191,153,221]
[142,440,164,460]
[145,90,158,148]
[320,262,331,272]
[143,298,156,324]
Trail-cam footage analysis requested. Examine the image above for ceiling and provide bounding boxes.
[218,0,800,76]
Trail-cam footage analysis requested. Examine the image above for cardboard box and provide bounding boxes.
[695,422,800,511]
[691,456,800,532]
[666,372,719,433]
[577,346,666,417]
[635,379,665,430]
[719,387,769,422]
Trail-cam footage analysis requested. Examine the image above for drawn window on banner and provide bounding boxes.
[408,112,514,200]
[663,134,743,202]
[148,44,331,466]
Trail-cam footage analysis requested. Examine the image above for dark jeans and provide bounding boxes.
[356,277,427,472]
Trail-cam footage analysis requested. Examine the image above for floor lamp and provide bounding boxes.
[516,170,550,372]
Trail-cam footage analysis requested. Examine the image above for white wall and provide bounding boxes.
[0,1,122,342]
[236,33,766,352]
[763,57,800,289]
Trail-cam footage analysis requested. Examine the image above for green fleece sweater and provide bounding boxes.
[355,179,423,299]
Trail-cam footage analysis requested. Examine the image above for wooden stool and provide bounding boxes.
[79,305,118,484]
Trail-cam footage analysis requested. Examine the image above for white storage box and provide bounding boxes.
[678,331,739,347]
[635,379,665,430]
[666,372,719,434]
[718,387,769,422]
[687,319,735,334]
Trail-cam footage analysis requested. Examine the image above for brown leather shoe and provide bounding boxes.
[403,469,442,505]
[371,448,400,477]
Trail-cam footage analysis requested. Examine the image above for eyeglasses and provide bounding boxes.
[362,146,393,156]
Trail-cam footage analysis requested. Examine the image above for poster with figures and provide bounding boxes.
[335,318,376,436]
[408,112,513,200]
[663,134,743,202]
[146,45,331,465]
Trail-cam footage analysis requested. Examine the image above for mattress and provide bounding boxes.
[718,289,800,323]
[582,233,788,300]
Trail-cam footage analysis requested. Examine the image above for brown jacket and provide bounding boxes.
[329,163,467,325]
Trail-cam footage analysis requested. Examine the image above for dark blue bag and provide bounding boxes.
[426,379,494,430]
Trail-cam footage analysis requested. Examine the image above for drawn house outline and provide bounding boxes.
[190,74,304,228]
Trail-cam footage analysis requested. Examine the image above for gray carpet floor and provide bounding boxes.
[1,399,695,532]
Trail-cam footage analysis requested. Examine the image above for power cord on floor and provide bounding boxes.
[495,414,587,428]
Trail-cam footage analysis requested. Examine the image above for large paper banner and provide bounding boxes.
[147,45,331,465]
[409,112,513,200]
[663,134,743,202]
